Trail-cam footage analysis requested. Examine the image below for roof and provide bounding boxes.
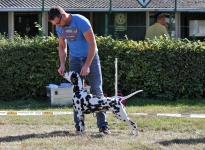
[0,0,205,12]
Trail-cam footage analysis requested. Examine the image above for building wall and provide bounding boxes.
[1,11,192,41]
[0,12,8,35]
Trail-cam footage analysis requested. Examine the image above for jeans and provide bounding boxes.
[69,53,108,128]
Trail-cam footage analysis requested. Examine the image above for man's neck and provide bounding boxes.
[65,13,72,26]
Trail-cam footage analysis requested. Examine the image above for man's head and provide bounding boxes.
[156,13,166,25]
[48,6,67,27]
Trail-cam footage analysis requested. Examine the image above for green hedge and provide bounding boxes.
[98,36,205,100]
[0,35,62,100]
[1,34,205,101]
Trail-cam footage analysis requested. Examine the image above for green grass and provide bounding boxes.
[1,97,205,113]
[0,97,73,111]
[0,98,205,150]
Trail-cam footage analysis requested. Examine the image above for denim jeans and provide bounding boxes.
[69,53,108,129]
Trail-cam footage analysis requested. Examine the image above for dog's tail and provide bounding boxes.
[120,90,143,100]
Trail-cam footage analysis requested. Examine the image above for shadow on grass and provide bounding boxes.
[0,131,73,142]
[158,138,205,146]
[0,131,112,142]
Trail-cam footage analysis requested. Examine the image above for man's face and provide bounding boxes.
[162,17,166,25]
[50,15,66,27]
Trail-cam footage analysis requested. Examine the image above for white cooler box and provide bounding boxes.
[46,85,90,106]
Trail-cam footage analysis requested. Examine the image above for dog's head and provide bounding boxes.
[64,71,80,86]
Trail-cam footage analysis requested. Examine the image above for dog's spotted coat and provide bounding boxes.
[64,71,143,136]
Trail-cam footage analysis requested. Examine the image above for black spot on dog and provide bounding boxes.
[98,100,104,104]
[85,95,91,101]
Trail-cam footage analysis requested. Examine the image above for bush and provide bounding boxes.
[1,34,205,101]
[97,36,205,100]
[0,33,63,100]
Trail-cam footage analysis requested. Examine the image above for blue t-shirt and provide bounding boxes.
[56,14,97,57]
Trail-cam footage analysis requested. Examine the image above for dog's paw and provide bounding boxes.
[130,129,139,136]
[135,129,139,136]
[135,132,139,136]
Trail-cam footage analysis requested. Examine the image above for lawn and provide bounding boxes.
[0,97,205,150]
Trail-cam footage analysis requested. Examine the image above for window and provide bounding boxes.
[14,12,39,37]
[188,19,205,37]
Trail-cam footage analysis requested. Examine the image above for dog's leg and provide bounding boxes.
[128,120,139,136]
[114,107,139,136]
[76,111,85,135]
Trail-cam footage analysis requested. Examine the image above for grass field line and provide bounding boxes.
[0,111,205,118]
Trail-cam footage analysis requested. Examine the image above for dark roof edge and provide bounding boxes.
[0,8,205,12]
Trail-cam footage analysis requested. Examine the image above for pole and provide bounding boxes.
[105,14,108,36]
[115,58,118,99]
[105,0,112,36]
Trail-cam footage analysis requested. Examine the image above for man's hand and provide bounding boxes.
[58,65,66,76]
[80,66,90,76]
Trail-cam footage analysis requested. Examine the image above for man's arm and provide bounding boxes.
[58,36,67,76]
[80,28,97,76]
[161,26,170,37]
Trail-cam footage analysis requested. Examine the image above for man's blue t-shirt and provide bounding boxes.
[56,14,97,57]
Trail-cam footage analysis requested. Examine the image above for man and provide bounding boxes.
[48,6,110,134]
[145,13,169,40]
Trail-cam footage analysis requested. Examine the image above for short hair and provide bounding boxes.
[48,6,65,21]
[157,13,166,21]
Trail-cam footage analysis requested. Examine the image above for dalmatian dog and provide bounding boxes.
[64,71,143,136]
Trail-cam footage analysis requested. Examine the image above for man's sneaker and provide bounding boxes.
[75,127,80,134]
[99,126,111,134]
